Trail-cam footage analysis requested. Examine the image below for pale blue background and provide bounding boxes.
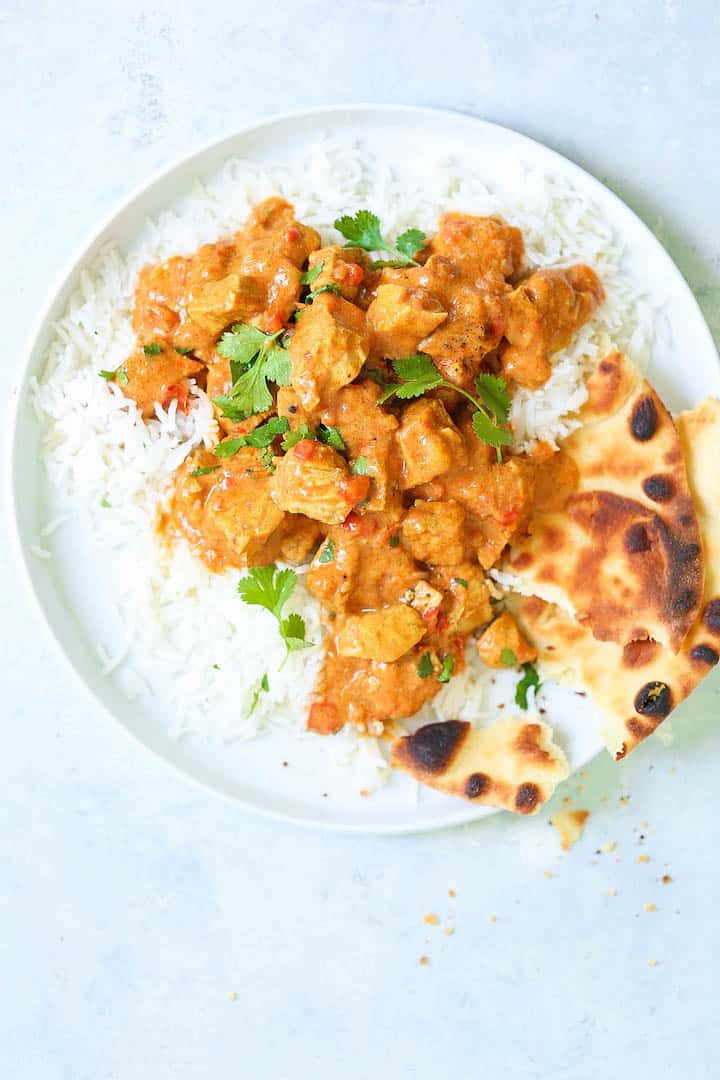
[2,2,720,1077]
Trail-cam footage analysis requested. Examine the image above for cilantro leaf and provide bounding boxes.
[317,424,346,451]
[417,652,434,679]
[501,647,517,667]
[117,366,129,388]
[217,324,267,371]
[474,374,512,424]
[214,324,290,421]
[174,345,193,355]
[263,346,292,386]
[334,210,385,253]
[389,534,400,548]
[301,261,324,286]
[515,662,541,709]
[319,539,335,564]
[378,354,443,403]
[281,423,315,451]
[453,578,469,588]
[472,409,513,451]
[395,228,427,261]
[143,342,162,357]
[242,416,290,448]
[238,565,297,621]
[248,671,270,716]
[214,417,289,461]
[98,367,119,380]
[437,654,455,684]
[214,438,247,459]
[191,465,221,477]
[306,284,342,303]
[100,497,111,508]
[334,209,423,267]
[352,455,370,475]
[280,612,312,656]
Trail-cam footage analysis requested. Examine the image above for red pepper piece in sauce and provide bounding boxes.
[161,383,190,414]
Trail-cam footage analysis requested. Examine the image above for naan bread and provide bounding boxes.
[508,352,704,653]
[508,396,720,759]
[391,716,569,814]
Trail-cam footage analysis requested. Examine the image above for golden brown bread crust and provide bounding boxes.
[507,397,720,758]
[391,717,569,814]
[508,352,704,653]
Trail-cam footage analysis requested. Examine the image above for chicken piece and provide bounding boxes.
[402,580,444,621]
[288,292,370,411]
[310,645,442,732]
[335,604,427,663]
[430,563,493,635]
[529,446,580,514]
[381,256,506,386]
[159,447,287,571]
[396,399,468,489]
[270,441,370,526]
[132,255,189,341]
[366,284,447,358]
[239,196,321,269]
[425,212,524,287]
[401,500,467,566]
[444,456,535,536]
[257,514,322,565]
[320,380,402,512]
[118,344,204,419]
[306,245,369,303]
[307,515,422,615]
[502,265,604,388]
[476,611,537,668]
[276,385,312,430]
[419,285,506,386]
[187,273,267,336]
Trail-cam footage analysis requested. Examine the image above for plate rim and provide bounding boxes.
[6,103,719,833]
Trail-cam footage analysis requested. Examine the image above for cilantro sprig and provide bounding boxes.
[237,565,313,668]
[213,416,290,468]
[333,210,426,268]
[515,662,541,709]
[378,354,513,461]
[214,324,291,421]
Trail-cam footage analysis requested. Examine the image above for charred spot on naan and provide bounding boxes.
[630,395,659,442]
[703,598,720,634]
[394,719,469,775]
[391,717,569,814]
[689,644,719,666]
[642,474,674,502]
[564,490,703,650]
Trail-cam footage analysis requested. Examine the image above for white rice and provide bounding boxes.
[31,136,653,785]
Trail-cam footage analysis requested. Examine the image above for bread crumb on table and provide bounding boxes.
[419,955,430,966]
[638,854,650,863]
[648,959,658,967]
[607,887,618,897]
[599,840,617,854]
[543,870,554,879]
[551,809,590,851]
[448,889,456,898]
[228,992,238,1002]
[444,927,455,937]
[424,913,439,926]
[488,913,497,923]
[644,903,657,912]
[662,874,673,885]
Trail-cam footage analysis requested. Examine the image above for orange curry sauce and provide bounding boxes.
[115,197,599,735]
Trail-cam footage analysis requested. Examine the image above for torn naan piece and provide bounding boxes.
[508,351,704,653]
[391,717,569,814]
[508,396,720,759]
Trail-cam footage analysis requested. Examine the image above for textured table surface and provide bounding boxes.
[2,2,720,1077]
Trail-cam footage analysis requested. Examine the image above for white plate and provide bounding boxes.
[7,105,720,833]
